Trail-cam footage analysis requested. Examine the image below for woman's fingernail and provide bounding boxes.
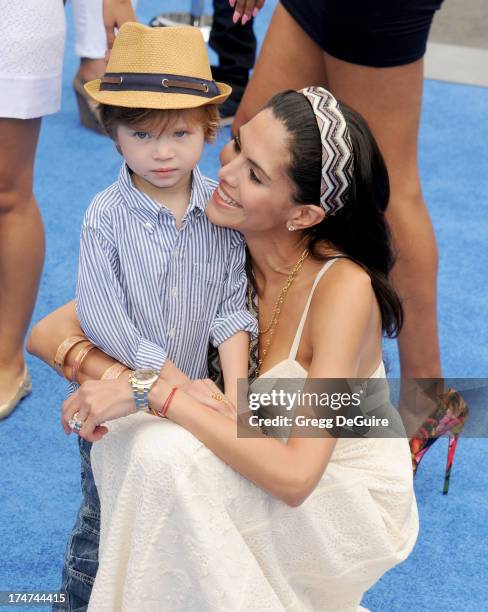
[241,14,249,25]
[252,7,259,17]
[233,11,241,23]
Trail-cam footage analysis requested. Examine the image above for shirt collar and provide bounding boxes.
[117,163,207,233]
[185,165,207,219]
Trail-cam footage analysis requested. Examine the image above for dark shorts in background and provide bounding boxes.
[280,0,444,67]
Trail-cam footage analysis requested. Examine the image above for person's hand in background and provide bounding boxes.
[230,0,265,25]
[103,0,137,49]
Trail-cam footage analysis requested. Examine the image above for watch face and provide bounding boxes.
[134,368,159,383]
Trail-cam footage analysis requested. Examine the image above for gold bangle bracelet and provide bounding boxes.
[71,343,96,383]
[53,335,87,377]
[101,362,129,380]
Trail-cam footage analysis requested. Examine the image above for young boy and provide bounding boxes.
[52,22,256,610]
[77,22,256,408]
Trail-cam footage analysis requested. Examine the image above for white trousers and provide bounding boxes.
[72,0,138,59]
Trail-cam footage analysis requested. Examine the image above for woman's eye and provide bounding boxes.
[134,131,149,139]
[232,137,241,152]
[250,168,261,184]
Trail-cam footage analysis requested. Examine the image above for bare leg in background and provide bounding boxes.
[0,118,44,408]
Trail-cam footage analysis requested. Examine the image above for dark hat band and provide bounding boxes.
[100,72,220,98]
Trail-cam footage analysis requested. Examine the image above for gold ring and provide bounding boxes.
[211,392,224,402]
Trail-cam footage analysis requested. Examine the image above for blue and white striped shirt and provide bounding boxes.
[75,162,257,380]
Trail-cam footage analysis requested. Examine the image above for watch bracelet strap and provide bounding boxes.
[133,386,149,410]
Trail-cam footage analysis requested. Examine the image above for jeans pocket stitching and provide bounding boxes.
[67,566,96,586]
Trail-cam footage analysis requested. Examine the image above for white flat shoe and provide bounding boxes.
[0,366,32,419]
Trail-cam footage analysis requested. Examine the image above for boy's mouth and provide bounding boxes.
[214,185,242,208]
[152,168,177,175]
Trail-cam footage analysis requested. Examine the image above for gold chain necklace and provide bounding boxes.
[252,248,309,378]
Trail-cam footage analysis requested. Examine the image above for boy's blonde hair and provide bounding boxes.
[99,104,220,143]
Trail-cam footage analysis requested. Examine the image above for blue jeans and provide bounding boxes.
[53,438,100,612]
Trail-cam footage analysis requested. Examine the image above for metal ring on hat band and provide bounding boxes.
[69,412,84,433]
[100,72,219,98]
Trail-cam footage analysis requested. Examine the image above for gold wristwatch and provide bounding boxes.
[129,368,159,411]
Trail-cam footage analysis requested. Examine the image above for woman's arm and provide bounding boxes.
[28,300,189,386]
[151,378,316,506]
[62,261,377,505]
[218,331,249,411]
[27,300,117,383]
[150,262,377,507]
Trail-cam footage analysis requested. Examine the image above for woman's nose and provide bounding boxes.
[219,140,235,166]
[218,161,238,187]
[218,144,239,186]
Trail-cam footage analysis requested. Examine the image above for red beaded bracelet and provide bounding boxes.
[152,386,178,419]
[162,387,178,417]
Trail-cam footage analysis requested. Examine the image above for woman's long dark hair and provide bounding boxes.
[262,90,403,338]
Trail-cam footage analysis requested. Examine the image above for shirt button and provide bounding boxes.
[144,222,153,230]
[171,287,178,298]
[172,248,179,257]
[168,328,176,338]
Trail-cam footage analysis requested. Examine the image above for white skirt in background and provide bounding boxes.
[0,0,66,119]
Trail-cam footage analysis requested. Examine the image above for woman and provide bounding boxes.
[0,0,65,418]
[29,87,418,611]
[233,0,445,388]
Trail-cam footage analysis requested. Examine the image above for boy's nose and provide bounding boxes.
[153,140,174,160]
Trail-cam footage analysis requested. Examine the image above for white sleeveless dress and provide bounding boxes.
[0,0,66,119]
[89,260,419,612]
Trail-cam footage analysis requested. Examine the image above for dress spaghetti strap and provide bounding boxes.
[288,258,340,360]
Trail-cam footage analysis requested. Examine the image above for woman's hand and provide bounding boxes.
[230,0,265,24]
[61,374,135,442]
[173,379,237,421]
[103,0,137,50]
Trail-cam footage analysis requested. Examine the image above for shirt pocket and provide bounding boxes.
[191,262,224,322]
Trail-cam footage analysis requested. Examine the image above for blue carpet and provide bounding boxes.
[1,1,487,610]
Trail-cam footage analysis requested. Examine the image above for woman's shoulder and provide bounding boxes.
[308,256,375,323]
[316,256,372,288]
[304,257,380,374]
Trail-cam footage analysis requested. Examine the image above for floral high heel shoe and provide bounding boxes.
[409,388,468,494]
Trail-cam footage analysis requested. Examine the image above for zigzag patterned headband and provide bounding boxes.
[299,87,354,215]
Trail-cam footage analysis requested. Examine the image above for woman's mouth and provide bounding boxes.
[212,185,242,209]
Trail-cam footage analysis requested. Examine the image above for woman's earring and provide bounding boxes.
[287,224,295,231]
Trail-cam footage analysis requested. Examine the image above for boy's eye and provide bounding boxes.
[133,131,150,139]
[174,130,189,138]
[250,167,262,184]
[232,137,241,152]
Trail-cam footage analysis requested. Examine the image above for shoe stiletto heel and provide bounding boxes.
[409,388,468,494]
[443,432,461,495]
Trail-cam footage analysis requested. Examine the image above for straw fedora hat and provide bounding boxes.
[84,22,231,110]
